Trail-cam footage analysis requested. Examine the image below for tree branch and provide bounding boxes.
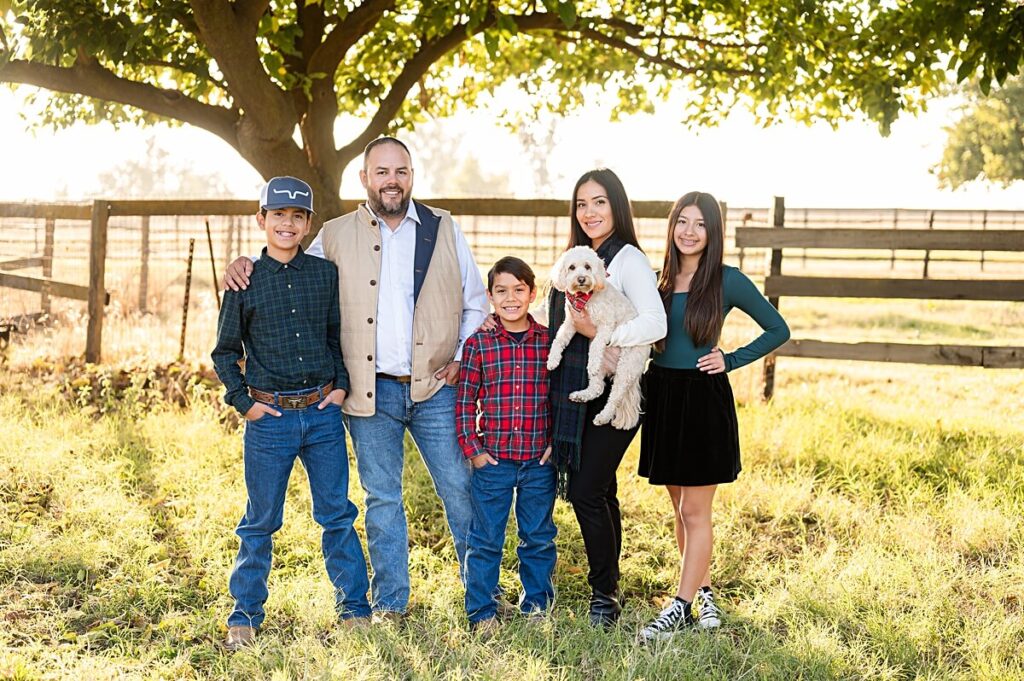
[233,0,271,28]
[0,56,240,149]
[558,28,757,76]
[599,16,759,49]
[309,0,396,75]
[139,59,230,92]
[336,10,566,166]
[189,0,295,140]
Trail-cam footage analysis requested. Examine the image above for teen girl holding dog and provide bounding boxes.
[636,191,789,643]
[548,168,666,627]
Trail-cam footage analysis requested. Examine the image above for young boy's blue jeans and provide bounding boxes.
[464,457,557,624]
[228,400,370,628]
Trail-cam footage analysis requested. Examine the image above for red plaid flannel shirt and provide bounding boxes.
[456,314,551,461]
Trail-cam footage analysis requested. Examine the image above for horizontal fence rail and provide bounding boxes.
[763,276,1024,301]
[2,198,1024,369]
[746,197,1024,398]
[777,340,1022,369]
[736,227,1024,251]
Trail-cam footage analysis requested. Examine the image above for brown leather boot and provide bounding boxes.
[225,625,256,651]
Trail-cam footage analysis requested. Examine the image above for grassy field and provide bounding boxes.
[1,298,1023,679]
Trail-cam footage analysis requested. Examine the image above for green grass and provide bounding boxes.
[1,357,1022,680]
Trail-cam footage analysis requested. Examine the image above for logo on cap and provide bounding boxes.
[272,187,310,201]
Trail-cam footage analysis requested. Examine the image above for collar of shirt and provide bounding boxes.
[259,246,307,272]
[489,313,544,343]
[366,199,420,234]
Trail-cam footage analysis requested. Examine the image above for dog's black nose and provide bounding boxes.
[577,276,586,284]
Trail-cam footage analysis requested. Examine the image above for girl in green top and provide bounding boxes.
[636,191,789,644]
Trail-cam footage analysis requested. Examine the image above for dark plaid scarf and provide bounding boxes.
[548,235,626,497]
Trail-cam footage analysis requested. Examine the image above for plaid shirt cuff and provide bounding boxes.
[229,391,256,418]
[460,434,487,459]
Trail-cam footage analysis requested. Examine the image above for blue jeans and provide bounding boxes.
[228,402,370,628]
[464,457,558,623]
[344,379,473,613]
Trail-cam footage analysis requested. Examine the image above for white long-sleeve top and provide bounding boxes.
[604,245,667,347]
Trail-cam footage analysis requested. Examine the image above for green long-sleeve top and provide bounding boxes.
[653,266,790,372]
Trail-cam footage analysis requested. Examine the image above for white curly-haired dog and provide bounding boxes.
[546,245,651,430]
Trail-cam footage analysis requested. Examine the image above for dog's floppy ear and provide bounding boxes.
[549,251,569,292]
[592,253,606,291]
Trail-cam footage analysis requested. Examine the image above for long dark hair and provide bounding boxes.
[657,191,725,347]
[566,168,641,251]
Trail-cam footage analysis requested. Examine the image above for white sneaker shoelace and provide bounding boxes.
[697,590,722,629]
[638,599,689,643]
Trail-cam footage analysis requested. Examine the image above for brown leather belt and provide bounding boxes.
[376,373,411,384]
[249,382,333,409]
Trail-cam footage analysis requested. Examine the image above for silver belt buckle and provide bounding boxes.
[282,394,307,409]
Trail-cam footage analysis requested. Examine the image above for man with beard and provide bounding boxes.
[224,137,488,622]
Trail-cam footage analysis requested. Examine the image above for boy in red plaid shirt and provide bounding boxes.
[457,256,556,630]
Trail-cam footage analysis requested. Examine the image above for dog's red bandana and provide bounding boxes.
[566,291,592,312]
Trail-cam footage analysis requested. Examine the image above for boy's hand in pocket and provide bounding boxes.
[245,403,281,421]
[471,452,499,469]
[318,388,347,409]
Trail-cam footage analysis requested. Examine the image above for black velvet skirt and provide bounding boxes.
[638,364,741,486]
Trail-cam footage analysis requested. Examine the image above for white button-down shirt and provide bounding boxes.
[306,200,488,375]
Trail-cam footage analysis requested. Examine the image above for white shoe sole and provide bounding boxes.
[697,616,721,629]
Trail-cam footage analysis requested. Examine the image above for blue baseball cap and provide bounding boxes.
[260,176,315,214]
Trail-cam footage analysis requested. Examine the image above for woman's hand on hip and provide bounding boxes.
[696,347,726,374]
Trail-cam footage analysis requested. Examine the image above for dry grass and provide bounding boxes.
[1,291,1022,679]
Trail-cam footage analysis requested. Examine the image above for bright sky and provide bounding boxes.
[2,87,1023,210]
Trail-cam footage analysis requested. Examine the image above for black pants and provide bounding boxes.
[566,390,640,595]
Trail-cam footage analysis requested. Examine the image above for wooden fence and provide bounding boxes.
[737,197,1024,399]
[2,197,1023,369]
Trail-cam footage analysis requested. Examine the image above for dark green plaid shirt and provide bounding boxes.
[212,247,349,416]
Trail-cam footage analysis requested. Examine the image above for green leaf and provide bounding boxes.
[483,31,499,59]
[557,1,576,29]
[495,12,518,35]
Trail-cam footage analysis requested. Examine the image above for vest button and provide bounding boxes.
[371,220,378,227]
[370,279,376,286]
[374,245,381,251]
[367,355,372,361]
[367,317,373,324]
[367,391,373,398]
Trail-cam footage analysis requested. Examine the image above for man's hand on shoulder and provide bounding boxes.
[224,257,255,291]
[476,315,498,333]
[435,361,461,385]
[318,388,347,409]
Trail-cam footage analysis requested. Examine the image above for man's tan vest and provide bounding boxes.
[320,202,462,416]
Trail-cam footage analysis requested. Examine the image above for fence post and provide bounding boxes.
[738,212,747,271]
[532,215,539,265]
[139,215,150,313]
[179,239,195,361]
[890,208,898,270]
[551,216,559,269]
[802,208,808,268]
[923,210,934,279]
[720,201,729,262]
[225,216,236,270]
[41,217,55,316]
[761,196,785,401]
[85,199,109,363]
[980,210,988,272]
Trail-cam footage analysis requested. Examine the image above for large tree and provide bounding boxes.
[935,77,1024,189]
[1,0,1023,226]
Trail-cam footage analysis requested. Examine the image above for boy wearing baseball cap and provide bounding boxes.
[212,176,370,650]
